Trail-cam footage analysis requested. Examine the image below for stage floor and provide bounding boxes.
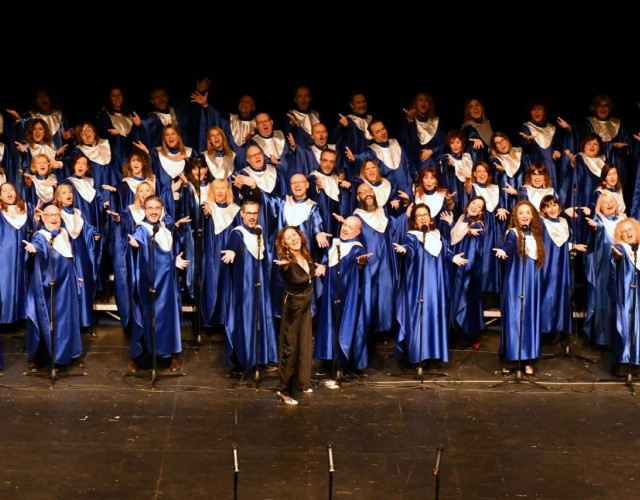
[0,315,637,500]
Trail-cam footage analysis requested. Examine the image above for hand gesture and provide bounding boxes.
[128,234,139,248]
[493,247,507,260]
[175,251,190,269]
[452,252,468,266]
[393,243,406,254]
[221,249,236,264]
[23,240,36,254]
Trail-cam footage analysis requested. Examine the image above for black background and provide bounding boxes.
[4,15,638,142]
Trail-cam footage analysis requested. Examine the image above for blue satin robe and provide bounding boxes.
[61,207,99,328]
[395,230,452,363]
[129,223,183,359]
[354,208,401,334]
[400,115,445,172]
[498,229,541,362]
[609,243,640,366]
[313,238,370,369]
[449,220,485,341]
[540,217,572,335]
[25,229,82,365]
[583,214,620,346]
[0,204,34,324]
[200,202,241,327]
[223,225,278,371]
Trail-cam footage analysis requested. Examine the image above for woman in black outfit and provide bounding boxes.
[273,226,325,405]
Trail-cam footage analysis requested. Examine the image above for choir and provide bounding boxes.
[2,81,640,380]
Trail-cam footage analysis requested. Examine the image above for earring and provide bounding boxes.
[286,247,290,255]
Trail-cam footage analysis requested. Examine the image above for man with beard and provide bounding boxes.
[351,183,405,351]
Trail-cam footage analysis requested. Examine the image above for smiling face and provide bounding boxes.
[41,205,62,232]
[362,161,379,182]
[583,139,601,157]
[542,200,561,219]
[619,221,638,245]
[135,182,154,205]
[163,127,180,149]
[605,168,619,188]
[283,227,302,253]
[466,198,485,217]
[473,164,489,184]
[241,202,259,229]
[143,198,163,224]
[290,174,308,200]
[413,206,431,229]
[530,170,545,188]
[356,184,377,210]
[515,203,534,227]
[208,128,225,150]
[340,216,362,240]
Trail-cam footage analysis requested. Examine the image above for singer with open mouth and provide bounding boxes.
[610,218,640,377]
[126,195,190,374]
[23,204,83,372]
[393,204,467,370]
[493,200,546,377]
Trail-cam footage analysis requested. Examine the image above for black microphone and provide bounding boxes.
[335,240,341,260]
[421,224,429,234]
[521,224,530,232]
[152,225,160,235]
[632,243,639,253]
[49,229,60,245]
[433,447,443,477]
[254,225,262,237]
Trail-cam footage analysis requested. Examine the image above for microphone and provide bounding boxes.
[335,240,341,260]
[232,444,239,474]
[254,225,263,237]
[632,243,639,253]
[520,224,530,232]
[433,447,443,477]
[327,443,335,473]
[420,224,429,234]
[49,229,60,245]
[152,225,160,235]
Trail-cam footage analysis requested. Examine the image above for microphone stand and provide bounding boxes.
[253,227,263,386]
[48,232,58,385]
[26,230,88,385]
[333,241,344,384]
[491,227,548,390]
[557,181,596,363]
[433,447,443,500]
[327,442,335,500]
[416,226,427,382]
[232,444,239,500]
[150,225,159,383]
[625,244,638,394]
[193,181,203,346]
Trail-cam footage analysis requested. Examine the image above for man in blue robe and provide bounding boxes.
[314,216,371,375]
[127,195,189,373]
[222,200,278,376]
[24,204,82,371]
